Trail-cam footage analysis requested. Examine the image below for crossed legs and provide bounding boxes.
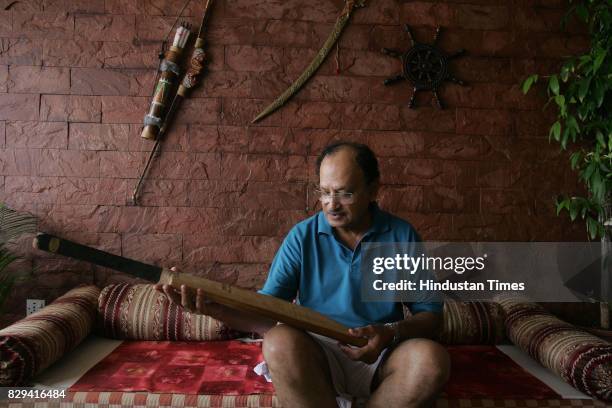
[262,324,450,408]
[262,324,338,408]
[367,339,450,407]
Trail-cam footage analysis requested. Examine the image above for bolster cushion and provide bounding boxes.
[498,296,612,402]
[97,283,241,341]
[0,285,99,386]
[439,299,506,345]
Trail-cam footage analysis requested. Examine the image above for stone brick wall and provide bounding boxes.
[0,0,588,326]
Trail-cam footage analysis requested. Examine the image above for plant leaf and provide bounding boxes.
[522,74,538,94]
[0,205,37,243]
[548,121,561,141]
[0,204,37,314]
[575,4,589,22]
[593,48,607,73]
[583,162,596,182]
[560,63,573,82]
[569,202,578,220]
[550,121,562,141]
[596,131,606,148]
[578,77,591,102]
[593,79,606,107]
[570,151,582,169]
[567,115,580,134]
[549,75,560,95]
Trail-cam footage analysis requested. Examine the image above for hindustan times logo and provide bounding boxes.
[372,253,487,275]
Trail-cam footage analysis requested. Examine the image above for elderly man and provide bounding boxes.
[159,142,450,408]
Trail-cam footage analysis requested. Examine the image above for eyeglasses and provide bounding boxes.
[314,188,356,204]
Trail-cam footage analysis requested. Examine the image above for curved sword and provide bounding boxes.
[251,0,367,123]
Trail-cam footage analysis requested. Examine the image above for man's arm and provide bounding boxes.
[156,281,277,336]
[393,310,442,342]
[339,311,442,364]
[157,224,303,337]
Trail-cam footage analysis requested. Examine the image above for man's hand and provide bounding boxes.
[153,267,276,336]
[154,267,213,315]
[338,324,394,364]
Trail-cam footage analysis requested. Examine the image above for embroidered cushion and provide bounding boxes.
[439,300,506,345]
[0,285,99,386]
[97,283,241,341]
[498,296,612,402]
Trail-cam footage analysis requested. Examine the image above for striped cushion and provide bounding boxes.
[581,327,612,343]
[0,285,99,386]
[97,283,241,341]
[439,300,506,345]
[498,296,612,402]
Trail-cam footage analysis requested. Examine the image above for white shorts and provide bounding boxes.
[309,333,387,400]
[252,333,388,406]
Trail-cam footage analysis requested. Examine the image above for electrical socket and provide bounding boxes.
[26,299,45,315]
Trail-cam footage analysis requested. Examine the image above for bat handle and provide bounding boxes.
[158,268,177,286]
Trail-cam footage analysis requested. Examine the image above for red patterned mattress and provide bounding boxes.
[70,340,274,395]
[2,341,608,407]
[69,342,562,400]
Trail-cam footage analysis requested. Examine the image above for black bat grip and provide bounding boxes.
[33,233,163,282]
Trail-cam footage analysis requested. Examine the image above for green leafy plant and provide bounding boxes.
[522,0,612,240]
[0,205,37,315]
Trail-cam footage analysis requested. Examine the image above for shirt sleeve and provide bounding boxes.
[258,226,302,301]
[405,266,444,315]
[402,230,444,315]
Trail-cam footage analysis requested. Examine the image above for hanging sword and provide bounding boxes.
[251,0,367,123]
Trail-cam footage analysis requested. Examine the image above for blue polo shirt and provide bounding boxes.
[259,204,443,328]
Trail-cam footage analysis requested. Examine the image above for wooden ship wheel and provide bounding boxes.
[382,25,466,109]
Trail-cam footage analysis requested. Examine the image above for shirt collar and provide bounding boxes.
[317,202,391,236]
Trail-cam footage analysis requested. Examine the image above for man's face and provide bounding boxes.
[318,148,378,230]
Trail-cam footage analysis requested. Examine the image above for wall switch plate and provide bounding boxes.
[26,299,46,315]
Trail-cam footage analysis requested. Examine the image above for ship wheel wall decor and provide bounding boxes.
[382,25,466,109]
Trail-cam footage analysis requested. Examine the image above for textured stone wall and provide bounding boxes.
[0,0,588,326]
